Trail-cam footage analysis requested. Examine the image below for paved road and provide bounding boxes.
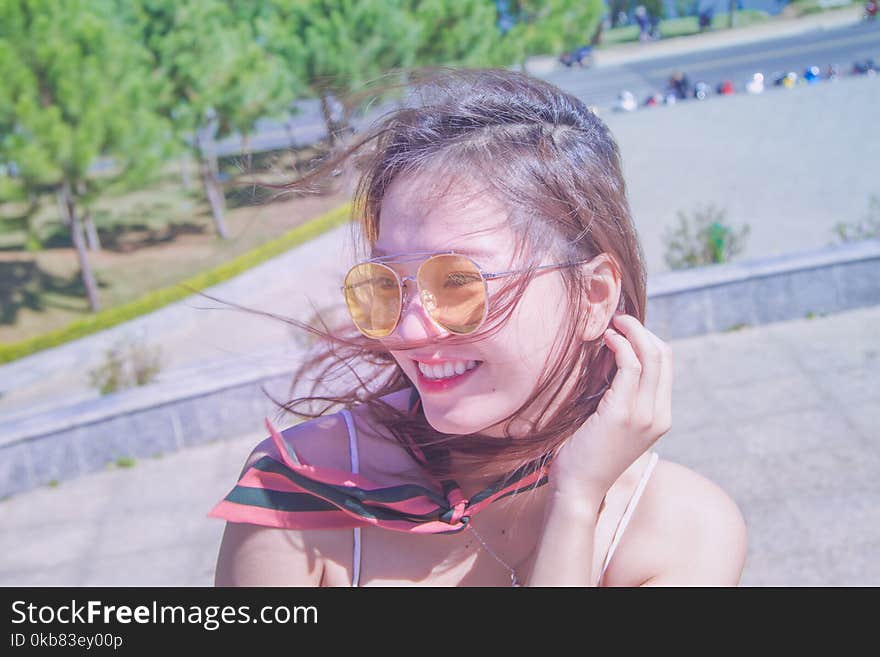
[1,304,876,586]
[548,19,880,111]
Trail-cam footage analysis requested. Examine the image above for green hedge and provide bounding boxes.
[0,202,352,365]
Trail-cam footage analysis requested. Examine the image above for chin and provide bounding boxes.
[420,404,480,435]
[421,400,512,438]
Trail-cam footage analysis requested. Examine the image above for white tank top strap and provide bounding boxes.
[337,408,361,588]
[597,451,659,587]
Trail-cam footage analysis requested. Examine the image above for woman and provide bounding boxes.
[211,68,747,587]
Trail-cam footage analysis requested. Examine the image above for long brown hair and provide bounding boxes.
[203,67,647,490]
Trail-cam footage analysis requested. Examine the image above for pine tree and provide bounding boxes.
[0,0,169,312]
[124,0,297,238]
[256,0,420,147]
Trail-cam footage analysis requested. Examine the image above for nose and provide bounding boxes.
[388,277,450,344]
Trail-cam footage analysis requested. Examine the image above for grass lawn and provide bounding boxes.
[598,10,773,48]
[0,148,351,346]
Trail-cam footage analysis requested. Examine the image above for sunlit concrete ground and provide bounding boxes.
[1,303,877,586]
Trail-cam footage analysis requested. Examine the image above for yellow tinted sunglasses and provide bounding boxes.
[340,250,596,339]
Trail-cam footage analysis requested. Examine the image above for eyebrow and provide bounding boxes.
[371,246,494,259]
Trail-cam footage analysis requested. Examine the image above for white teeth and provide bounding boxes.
[417,359,480,380]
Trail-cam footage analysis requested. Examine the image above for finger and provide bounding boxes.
[611,314,662,427]
[644,328,674,433]
[602,326,642,416]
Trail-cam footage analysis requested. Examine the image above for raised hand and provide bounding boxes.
[549,312,674,500]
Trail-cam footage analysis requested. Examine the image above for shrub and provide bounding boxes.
[88,342,129,395]
[831,195,880,243]
[663,203,750,269]
[87,336,163,395]
[129,340,163,386]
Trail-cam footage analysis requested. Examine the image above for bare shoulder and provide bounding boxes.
[607,456,749,587]
[214,410,359,586]
[237,387,415,479]
[214,390,416,587]
[236,411,354,477]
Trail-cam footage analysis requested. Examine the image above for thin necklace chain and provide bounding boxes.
[467,523,521,587]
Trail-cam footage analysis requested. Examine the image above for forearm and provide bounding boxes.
[525,489,605,587]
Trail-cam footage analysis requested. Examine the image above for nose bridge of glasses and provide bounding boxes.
[399,273,416,303]
[394,271,449,337]
[399,273,432,321]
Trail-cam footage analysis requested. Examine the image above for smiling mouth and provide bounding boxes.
[412,359,484,382]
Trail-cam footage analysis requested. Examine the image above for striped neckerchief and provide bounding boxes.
[208,388,551,534]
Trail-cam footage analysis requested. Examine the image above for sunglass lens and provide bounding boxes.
[343,263,400,338]
[418,255,487,334]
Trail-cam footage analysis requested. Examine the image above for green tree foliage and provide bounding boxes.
[0,0,170,311]
[123,0,298,238]
[1,0,618,318]
[641,0,667,21]
[675,0,701,18]
[255,0,420,146]
[402,0,510,68]
[502,0,606,66]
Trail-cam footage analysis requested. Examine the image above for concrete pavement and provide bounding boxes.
[1,303,877,586]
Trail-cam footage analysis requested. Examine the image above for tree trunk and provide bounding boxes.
[56,190,71,227]
[319,93,338,148]
[195,131,229,239]
[590,20,603,46]
[728,0,737,28]
[60,180,101,312]
[200,161,228,239]
[319,93,351,148]
[242,134,252,174]
[284,119,297,150]
[83,207,102,251]
[199,157,228,239]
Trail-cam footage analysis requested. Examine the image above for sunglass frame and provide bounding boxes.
[340,250,593,338]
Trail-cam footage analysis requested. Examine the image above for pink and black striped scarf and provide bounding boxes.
[208,389,550,535]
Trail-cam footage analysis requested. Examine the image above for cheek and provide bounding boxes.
[512,279,566,351]
[494,279,566,374]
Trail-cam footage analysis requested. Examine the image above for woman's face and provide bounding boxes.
[374,170,617,438]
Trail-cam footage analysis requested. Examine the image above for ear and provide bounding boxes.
[580,253,622,343]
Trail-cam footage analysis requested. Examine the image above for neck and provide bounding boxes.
[456,472,503,502]
[446,451,550,503]
[456,465,552,534]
